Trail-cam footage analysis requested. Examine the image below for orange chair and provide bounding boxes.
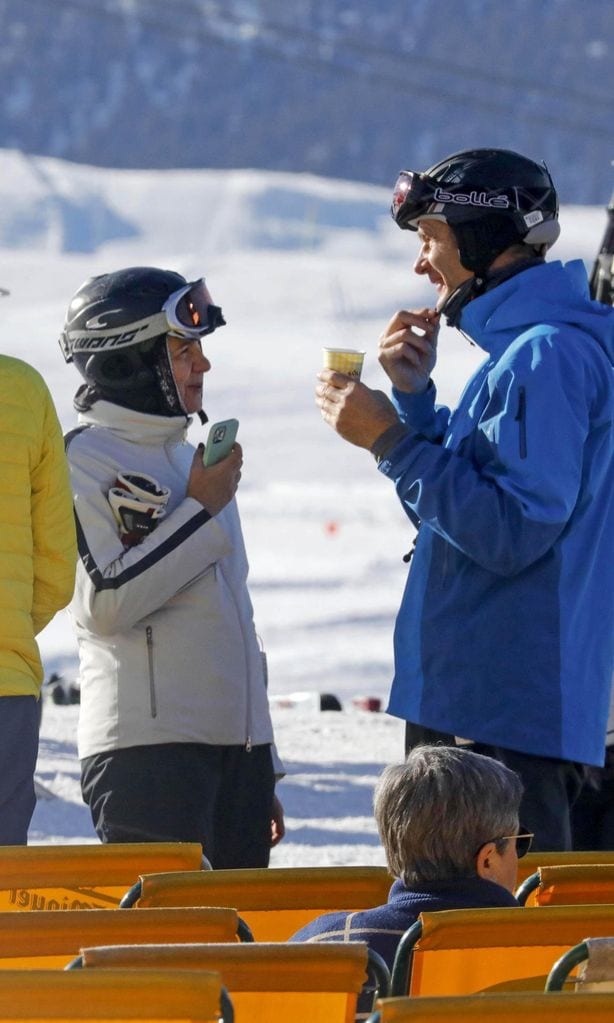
[0,842,206,911]
[0,906,244,969]
[120,865,393,941]
[72,940,390,1023]
[367,991,614,1022]
[390,904,614,997]
[517,863,614,906]
[516,849,614,886]
[0,968,232,1021]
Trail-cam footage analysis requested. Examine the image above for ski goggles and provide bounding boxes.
[390,171,446,229]
[161,278,226,341]
[391,170,518,230]
[61,277,226,359]
[392,170,435,227]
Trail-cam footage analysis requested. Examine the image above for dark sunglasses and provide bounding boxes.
[475,824,534,860]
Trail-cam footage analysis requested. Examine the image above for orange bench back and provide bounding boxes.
[80,940,370,1023]
[0,967,226,1020]
[523,864,614,907]
[404,905,614,996]
[0,906,240,969]
[375,991,614,1022]
[0,842,204,911]
[132,865,392,941]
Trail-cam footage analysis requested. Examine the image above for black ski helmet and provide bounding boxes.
[59,266,225,417]
[391,148,560,275]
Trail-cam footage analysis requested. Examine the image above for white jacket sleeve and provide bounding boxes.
[70,448,233,635]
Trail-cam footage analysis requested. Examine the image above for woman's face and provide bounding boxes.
[167,336,211,413]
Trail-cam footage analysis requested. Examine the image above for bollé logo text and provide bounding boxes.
[434,188,510,209]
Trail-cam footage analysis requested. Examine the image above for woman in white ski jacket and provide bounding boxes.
[60,266,284,867]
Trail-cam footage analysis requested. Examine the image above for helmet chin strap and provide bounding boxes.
[158,339,209,425]
[440,278,483,328]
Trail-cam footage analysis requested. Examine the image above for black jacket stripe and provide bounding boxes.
[75,501,212,592]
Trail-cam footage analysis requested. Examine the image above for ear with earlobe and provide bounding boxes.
[475,841,499,881]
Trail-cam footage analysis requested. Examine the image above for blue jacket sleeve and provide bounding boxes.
[391,380,451,442]
[379,326,596,577]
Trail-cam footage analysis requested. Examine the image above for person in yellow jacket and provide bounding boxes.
[0,354,77,844]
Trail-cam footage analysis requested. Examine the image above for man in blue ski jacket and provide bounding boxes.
[316,148,614,850]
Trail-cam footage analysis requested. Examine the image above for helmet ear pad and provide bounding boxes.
[82,345,153,392]
[73,335,184,415]
[81,341,159,394]
[448,214,524,275]
[524,219,561,248]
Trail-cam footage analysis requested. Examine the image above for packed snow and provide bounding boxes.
[0,150,603,862]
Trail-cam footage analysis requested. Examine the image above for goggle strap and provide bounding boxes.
[64,279,226,361]
[115,471,170,505]
[67,312,169,352]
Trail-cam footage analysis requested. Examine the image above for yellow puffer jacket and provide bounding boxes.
[0,356,77,696]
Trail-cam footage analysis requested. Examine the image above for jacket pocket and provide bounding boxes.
[515,386,527,459]
[145,625,157,718]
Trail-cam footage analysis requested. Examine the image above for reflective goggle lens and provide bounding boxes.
[163,279,226,339]
[172,280,217,331]
[390,170,440,226]
[391,171,418,220]
[174,280,215,330]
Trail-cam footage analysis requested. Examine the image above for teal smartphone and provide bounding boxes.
[203,418,239,466]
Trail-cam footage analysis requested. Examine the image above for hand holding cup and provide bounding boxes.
[317,346,399,449]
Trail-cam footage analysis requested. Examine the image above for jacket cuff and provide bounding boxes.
[392,381,436,428]
[371,422,410,464]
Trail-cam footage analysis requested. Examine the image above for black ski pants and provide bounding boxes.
[81,741,275,869]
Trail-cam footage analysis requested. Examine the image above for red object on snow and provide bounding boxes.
[352,696,382,713]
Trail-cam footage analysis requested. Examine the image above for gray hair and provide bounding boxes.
[373,745,523,885]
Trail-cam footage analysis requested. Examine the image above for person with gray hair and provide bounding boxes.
[290,746,526,980]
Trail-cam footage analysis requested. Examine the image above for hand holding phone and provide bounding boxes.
[189,424,242,515]
[203,418,239,466]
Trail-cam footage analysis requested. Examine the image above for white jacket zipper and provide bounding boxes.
[145,625,157,718]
